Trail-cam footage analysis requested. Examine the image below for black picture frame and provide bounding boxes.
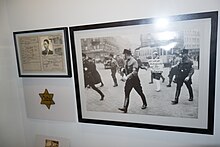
[70,11,218,134]
[13,27,72,77]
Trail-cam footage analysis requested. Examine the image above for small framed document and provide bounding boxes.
[13,27,72,77]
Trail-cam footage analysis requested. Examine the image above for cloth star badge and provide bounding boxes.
[39,89,55,109]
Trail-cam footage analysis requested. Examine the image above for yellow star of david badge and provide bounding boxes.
[39,89,55,109]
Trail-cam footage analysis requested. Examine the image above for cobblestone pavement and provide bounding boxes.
[85,63,198,119]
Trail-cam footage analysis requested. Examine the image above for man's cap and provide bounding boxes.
[123,49,131,55]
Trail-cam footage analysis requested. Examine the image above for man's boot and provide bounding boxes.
[188,85,193,101]
[113,78,118,87]
[140,95,147,109]
[171,97,179,105]
[91,85,104,101]
[118,97,129,113]
[172,89,180,105]
[100,93,105,101]
[167,78,172,87]
[188,97,193,101]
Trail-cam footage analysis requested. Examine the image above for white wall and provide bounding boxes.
[1,0,220,146]
[0,0,25,147]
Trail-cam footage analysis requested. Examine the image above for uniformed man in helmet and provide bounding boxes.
[171,49,194,104]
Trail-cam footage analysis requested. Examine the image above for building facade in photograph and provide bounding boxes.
[183,29,200,58]
[81,37,120,62]
[134,29,200,67]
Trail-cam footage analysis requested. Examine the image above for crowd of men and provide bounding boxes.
[82,48,195,113]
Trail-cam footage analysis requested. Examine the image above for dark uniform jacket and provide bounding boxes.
[110,58,118,70]
[176,57,194,83]
[125,57,139,78]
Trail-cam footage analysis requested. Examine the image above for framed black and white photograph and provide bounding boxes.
[13,27,72,77]
[70,11,218,134]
